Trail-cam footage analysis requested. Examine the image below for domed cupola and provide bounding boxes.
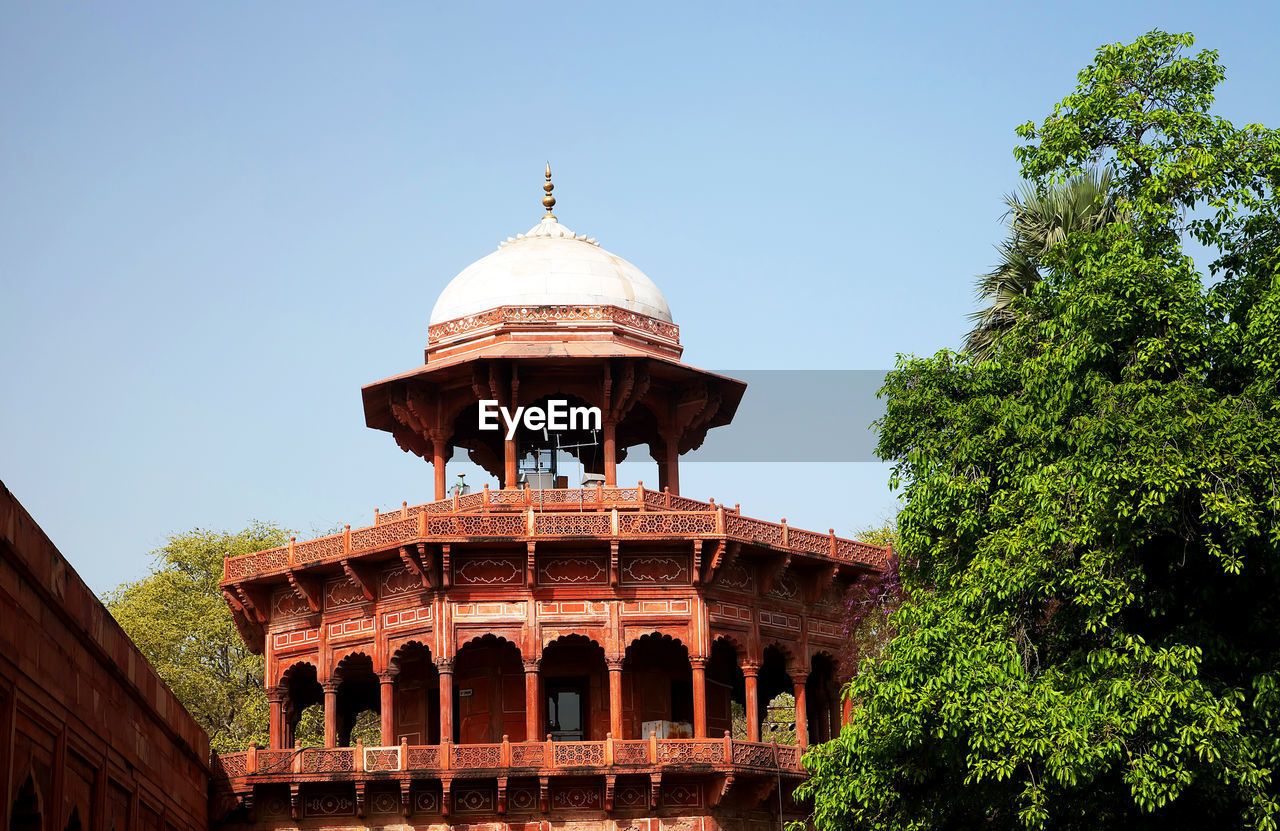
[429,211,673,325]
[362,167,744,498]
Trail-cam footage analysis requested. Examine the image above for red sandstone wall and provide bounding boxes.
[0,481,210,831]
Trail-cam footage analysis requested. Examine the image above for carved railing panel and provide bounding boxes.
[510,743,545,767]
[363,746,401,772]
[300,748,355,773]
[788,527,830,555]
[534,513,611,536]
[293,534,344,565]
[255,751,293,773]
[552,742,605,767]
[619,512,717,536]
[731,741,777,768]
[612,741,649,766]
[774,745,801,768]
[658,740,723,765]
[350,518,417,553]
[451,743,502,768]
[213,752,248,778]
[406,746,441,770]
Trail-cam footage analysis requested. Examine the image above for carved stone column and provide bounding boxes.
[436,658,455,744]
[742,663,761,743]
[523,660,540,743]
[267,686,286,749]
[504,438,517,489]
[662,431,681,496]
[607,658,625,740]
[791,674,808,753]
[379,672,397,746]
[690,657,707,739]
[322,682,339,748]
[603,419,617,486]
[431,434,449,501]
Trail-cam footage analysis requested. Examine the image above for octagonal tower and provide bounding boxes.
[214,171,890,831]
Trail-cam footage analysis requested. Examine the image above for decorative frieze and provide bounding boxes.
[383,606,432,630]
[454,556,524,586]
[271,627,319,651]
[620,555,689,586]
[538,556,607,585]
[324,576,365,610]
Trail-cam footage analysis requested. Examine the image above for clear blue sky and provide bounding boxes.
[3,2,1277,593]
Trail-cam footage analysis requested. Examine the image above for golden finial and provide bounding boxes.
[542,162,556,218]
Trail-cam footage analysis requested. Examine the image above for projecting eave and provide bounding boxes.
[361,346,746,436]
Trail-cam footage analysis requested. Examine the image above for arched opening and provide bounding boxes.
[334,652,380,747]
[623,633,693,739]
[9,774,41,831]
[281,661,323,747]
[758,645,796,745]
[64,806,83,831]
[541,635,607,741]
[390,641,440,745]
[453,635,525,743]
[707,638,747,739]
[806,653,841,744]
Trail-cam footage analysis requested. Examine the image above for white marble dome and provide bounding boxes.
[429,215,673,325]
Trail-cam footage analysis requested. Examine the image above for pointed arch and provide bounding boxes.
[10,772,42,831]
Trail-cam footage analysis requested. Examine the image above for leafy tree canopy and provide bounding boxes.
[105,522,290,755]
[799,30,1280,830]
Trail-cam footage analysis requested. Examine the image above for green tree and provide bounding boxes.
[839,517,904,674]
[799,31,1280,830]
[105,522,290,755]
[966,170,1119,361]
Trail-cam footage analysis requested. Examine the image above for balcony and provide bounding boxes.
[212,735,803,819]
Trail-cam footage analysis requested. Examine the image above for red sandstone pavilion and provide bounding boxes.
[214,171,890,831]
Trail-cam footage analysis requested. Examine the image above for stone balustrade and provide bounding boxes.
[214,735,803,781]
[223,486,891,582]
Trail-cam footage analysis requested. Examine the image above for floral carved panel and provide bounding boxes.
[272,588,311,618]
[302,792,355,817]
[715,562,753,592]
[766,572,800,601]
[454,556,523,586]
[620,555,689,586]
[552,784,603,810]
[324,577,364,610]
[538,556,607,585]
[380,566,419,598]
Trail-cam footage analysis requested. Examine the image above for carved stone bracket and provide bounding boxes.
[707,541,739,586]
[605,774,616,812]
[352,773,370,819]
[760,552,792,595]
[807,563,840,604]
[342,559,376,602]
[399,780,411,817]
[649,772,662,809]
[441,777,452,817]
[745,777,777,810]
[526,541,536,586]
[497,776,508,815]
[289,783,300,820]
[609,541,620,587]
[711,774,735,807]
[539,776,550,813]
[691,539,703,585]
[441,544,452,589]
[399,545,431,590]
[286,570,321,612]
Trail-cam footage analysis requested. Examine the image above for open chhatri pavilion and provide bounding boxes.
[213,171,889,831]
